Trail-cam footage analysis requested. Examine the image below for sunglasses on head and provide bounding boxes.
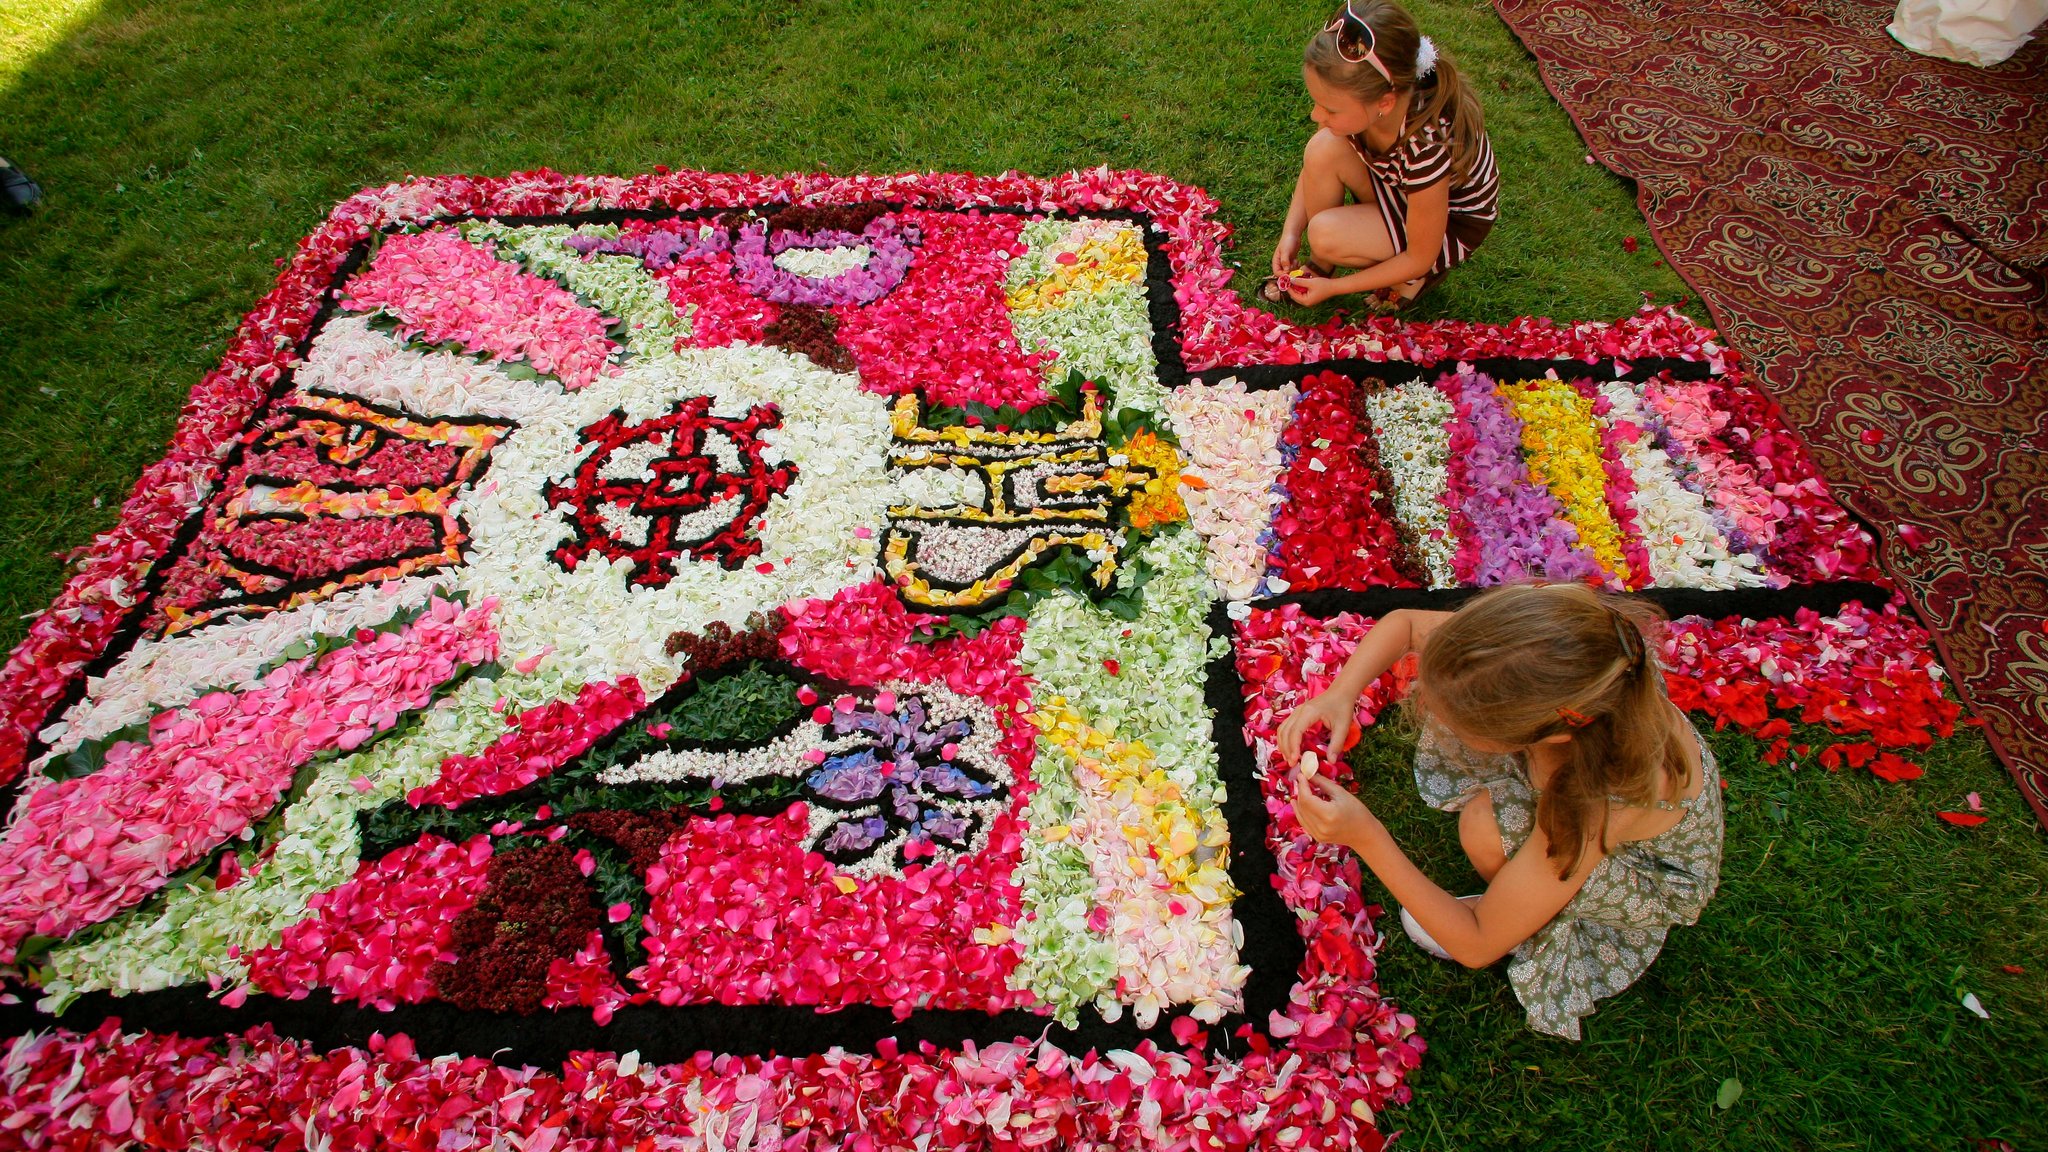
[1323,0,1394,83]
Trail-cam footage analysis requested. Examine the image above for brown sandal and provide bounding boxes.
[1360,289,1408,316]
[1363,270,1447,315]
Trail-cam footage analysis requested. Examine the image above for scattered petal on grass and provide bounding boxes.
[1960,992,1989,1019]
[1938,812,1989,827]
[1716,1077,1743,1110]
[1966,791,1982,811]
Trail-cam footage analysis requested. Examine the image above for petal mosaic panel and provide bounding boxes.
[0,169,1957,1150]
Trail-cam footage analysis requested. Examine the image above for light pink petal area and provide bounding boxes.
[542,929,631,1025]
[631,806,1030,1016]
[1641,377,1783,565]
[341,229,620,389]
[0,597,498,962]
[832,210,1051,409]
[242,834,494,1010]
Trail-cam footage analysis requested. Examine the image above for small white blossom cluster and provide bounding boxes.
[772,243,873,279]
[1362,381,1459,588]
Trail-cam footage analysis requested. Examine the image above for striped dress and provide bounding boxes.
[1347,87,1500,280]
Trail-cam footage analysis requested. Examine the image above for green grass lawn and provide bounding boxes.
[0,1,2039,1148]
[1349,720,2046,1150]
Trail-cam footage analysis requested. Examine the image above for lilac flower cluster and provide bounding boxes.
[731,215,920,306]
[564,224,729,270]
[1438,370,1603,585]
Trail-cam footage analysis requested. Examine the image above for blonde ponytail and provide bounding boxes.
[1412,584,1687,879]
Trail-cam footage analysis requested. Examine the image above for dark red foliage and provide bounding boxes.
[762,304,853,372]
[663,612,781,668]
[567,808,690,874]
[763,202,890,235]
[432,842,601,1013]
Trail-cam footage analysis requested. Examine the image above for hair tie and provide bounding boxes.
[1610,611,1644,675]
[1557,707,1595,729]
[1415,35,1438,78]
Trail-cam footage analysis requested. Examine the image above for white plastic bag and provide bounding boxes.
[1889,0,2048,66]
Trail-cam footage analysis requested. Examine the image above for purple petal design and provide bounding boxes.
[730,216,921,306]
[819,815,890,855]
[566,225,729,270]
[1439,370,1604,585]
[800,690,1004,870]
[807,749,889,803]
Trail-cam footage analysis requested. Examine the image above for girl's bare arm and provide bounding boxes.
[1275,608,1449,764]
[1294,769,1603,969]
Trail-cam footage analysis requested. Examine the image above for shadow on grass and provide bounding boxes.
[1345,720,2046,1150]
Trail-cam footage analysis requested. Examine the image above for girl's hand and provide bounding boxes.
[1275,689,1359,767]
[1272,231,1304,278]
[1291,759,1385,850]
[1285,274,1341,307]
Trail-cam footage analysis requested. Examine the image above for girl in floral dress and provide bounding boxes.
[1263,0,1500,313]
[1276,583,1724,1039]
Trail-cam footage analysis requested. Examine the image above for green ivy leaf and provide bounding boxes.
[52,719,150,781]
[1054,369,1085,411]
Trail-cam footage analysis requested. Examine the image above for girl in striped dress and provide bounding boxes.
[1265,0,1501,313]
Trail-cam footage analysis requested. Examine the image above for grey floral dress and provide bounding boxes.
[1412,712,1724,1039]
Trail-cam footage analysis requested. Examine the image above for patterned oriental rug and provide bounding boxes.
[1492,0,2048,825]
[0,169,1970,1148]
